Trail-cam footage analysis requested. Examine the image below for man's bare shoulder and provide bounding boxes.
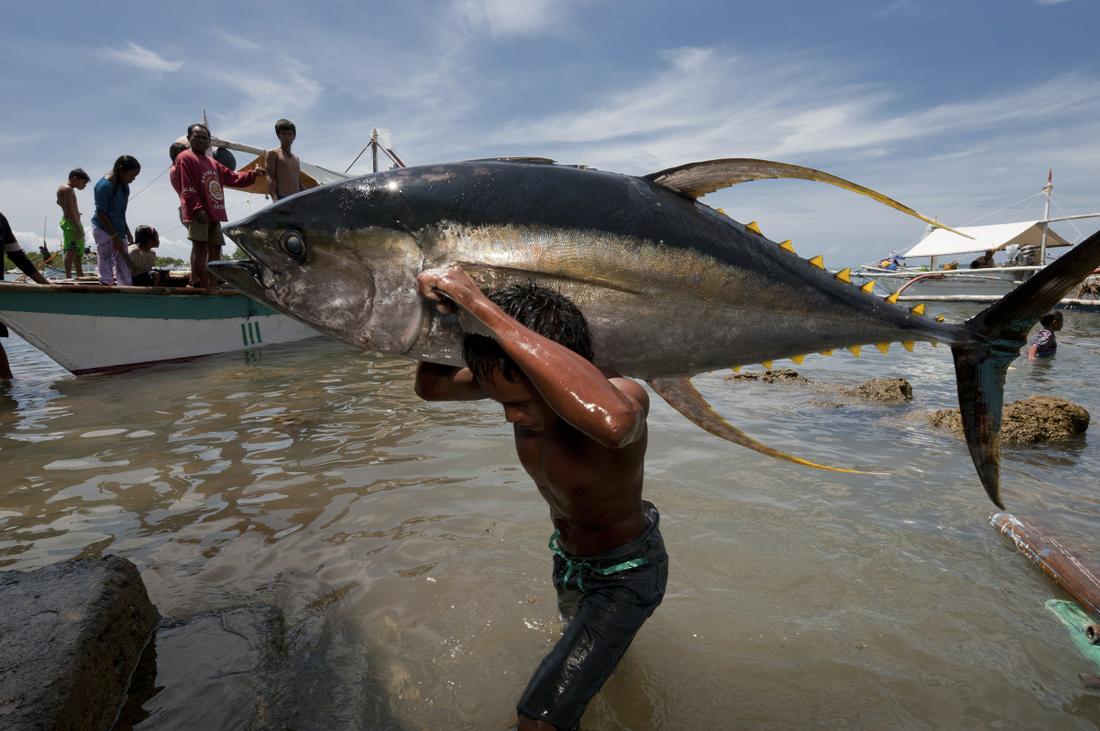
[608,377,650,415]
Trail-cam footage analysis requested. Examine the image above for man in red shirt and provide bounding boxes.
[175,123,265,288]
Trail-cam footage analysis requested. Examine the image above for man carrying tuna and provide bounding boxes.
[414,265,667,730]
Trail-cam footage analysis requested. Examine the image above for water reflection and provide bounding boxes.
[1,309,1099,728]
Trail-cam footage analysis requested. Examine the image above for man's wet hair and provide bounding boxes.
[68,168,90,182]
[462,281,593,384]
[187,123,210,138]
[134,225,157,246]
[275,118,296,136]
[1040,311,1063,328]
[169,142,188,162]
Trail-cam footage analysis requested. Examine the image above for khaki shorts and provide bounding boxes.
[187,219,225,247]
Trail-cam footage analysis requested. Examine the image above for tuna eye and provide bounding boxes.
[281,232,306,260]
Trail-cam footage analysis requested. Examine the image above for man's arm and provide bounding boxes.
[265,150,280,200]
[417,266,647,448]
[413,362,487,401]
[216,159,266,190]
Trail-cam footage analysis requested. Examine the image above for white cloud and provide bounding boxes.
[210,29,260,51]
[102,42,183,72]
[454,0,563,36]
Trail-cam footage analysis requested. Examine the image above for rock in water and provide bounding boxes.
[846,377,913,403]
[931,395,1090,444]
[0,556,159,730]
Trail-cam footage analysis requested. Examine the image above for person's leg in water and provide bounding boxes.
[517,504,668,730]
[0,342,11,380]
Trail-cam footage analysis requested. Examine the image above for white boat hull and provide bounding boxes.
[0,283,322,374]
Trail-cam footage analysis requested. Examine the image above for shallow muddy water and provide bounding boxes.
[2,305,1099,729]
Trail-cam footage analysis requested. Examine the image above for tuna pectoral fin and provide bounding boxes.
[646,158,967,237]
[647,376,877,475]
[952,227,1100,508]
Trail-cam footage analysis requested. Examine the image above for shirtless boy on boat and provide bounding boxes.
[56,168,90,279]
[265,119,302,202]
[414,265,667,730]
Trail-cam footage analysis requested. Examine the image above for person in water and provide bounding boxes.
[56,168,90,278]
[1027,311,1063,360]
[413,266,666,730]
[1,211,51,379]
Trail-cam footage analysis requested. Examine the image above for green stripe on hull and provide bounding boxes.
[0,289,277,320]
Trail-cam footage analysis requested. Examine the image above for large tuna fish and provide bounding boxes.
[210,158,1100,508]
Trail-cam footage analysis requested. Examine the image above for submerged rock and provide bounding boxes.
[930,395,1090,444]
[843,377,913,404]
[123,604,288,729]
[724,368,807,384]
[0,556,159,731]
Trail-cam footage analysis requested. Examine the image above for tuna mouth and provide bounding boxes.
[209,259,269,299]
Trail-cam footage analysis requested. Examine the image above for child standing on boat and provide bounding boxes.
[56,168,90,279]
[91,156,141,286]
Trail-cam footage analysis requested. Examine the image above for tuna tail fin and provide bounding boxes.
[953,228,1100,508]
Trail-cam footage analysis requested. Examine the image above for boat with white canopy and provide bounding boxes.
[854,173,1100,312]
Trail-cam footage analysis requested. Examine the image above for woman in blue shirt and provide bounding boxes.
[91,155,141,285]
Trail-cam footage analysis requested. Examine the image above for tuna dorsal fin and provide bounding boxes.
[647,375,880,475]
[645,158,969,238]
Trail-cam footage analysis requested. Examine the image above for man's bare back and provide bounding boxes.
[56,183,80,224]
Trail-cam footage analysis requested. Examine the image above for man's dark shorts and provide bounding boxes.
[517,501,667,730]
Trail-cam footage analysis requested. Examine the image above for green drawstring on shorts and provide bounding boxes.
[548,530,649,592]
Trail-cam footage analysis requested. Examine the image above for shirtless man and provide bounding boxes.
[414,266,667,730]
[265,118,302,201]
[56,168,90,278]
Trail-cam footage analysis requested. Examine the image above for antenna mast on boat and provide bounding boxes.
[1039,169,1053,263]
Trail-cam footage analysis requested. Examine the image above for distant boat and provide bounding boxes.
[854,173,1100,313]
[0,282,322,375]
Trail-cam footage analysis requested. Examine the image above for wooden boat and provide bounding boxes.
[0,282,321,375]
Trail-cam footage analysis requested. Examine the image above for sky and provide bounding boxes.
[2,0,1100,266]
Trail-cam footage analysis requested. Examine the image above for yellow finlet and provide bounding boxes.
[834,267,852,283]
[746,220,762,235]
[779,239,796,254]
[885,291,900,305]
[848,344,862,358]
[875,342,890,355]
[761,360,773,369]
[935,315,946,323]
[716,208,727,216]
[901,340,915,352]
[820,349,833,356]
[790,354,805,365]
[910,303,926,316]
[731,365,741,373]
[808,255,825,269]
[930,340,939,347]
[860,280,876,294]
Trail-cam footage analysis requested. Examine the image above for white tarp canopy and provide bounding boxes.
[903,221,1070,259]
